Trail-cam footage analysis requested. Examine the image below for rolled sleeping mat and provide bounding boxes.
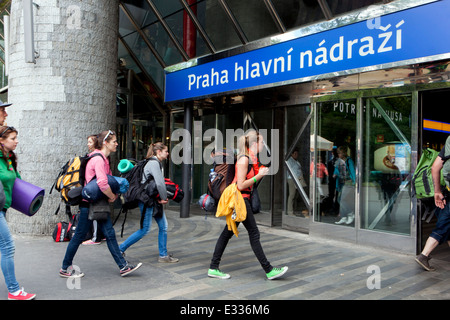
[82,175,130,202]
[118,159,134,174]
[11,178,45,216]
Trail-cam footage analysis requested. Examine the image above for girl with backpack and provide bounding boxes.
[119,142,179,263]
[207,130,288,280]
[0,126,36,299]
[59,130,142,278]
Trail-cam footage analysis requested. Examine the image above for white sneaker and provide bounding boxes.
[346,214,354,224]
[335,217,347,225]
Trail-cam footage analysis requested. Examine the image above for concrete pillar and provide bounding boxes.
[6,0,119,234]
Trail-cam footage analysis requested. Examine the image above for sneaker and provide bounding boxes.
[8,288,36,300]
[59,267,85,278]
[120,262,142,277]
[158,255,179,263]
[266,266,288,280]
[335,217,347,225]
[415,253,435,271]
[207,269,231,279]
[346,214,354,224]
[82,240,101,245]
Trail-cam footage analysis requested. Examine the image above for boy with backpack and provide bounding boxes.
[415,136,450,271]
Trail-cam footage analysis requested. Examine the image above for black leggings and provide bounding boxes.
[210,199,273,273]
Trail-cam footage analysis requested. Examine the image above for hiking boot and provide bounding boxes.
[59,267,85,278]
[415,254,435,271]
[266,266,288,280]
[207,269,231,279]
[158,255,179,263]
[8,288,36,300]
[120,262,142,277]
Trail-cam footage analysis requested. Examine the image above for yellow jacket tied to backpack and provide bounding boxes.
[215,183,247,237]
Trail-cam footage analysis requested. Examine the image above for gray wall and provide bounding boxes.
[7,0,119,234]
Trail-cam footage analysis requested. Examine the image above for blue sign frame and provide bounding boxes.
[165,0,450,103]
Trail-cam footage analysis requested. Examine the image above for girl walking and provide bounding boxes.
[59,130,142,278]
[0,126,36,300]
[208,130,288,280]
[119,142,179,263]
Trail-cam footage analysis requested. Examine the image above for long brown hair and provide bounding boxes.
[146,142,167,159]
[0,126,18,170]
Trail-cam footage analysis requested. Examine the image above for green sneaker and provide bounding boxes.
[266,266,288,280]
[208,269,231,279]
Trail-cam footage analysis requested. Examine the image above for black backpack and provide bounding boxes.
[113,158,156,236]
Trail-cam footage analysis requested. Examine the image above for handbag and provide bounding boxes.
[250,186,261,214]
[88,198,111,220]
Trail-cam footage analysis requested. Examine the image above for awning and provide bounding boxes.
[310,135,333,151]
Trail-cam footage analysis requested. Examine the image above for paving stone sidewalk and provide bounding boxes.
[2,208,449,301]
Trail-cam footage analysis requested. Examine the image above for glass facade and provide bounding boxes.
[361,95,412,235]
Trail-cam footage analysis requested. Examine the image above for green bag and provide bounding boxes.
[412,148,445,199]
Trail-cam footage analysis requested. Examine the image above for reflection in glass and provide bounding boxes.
[285,105,310,218]
[121,32,165,91]
[315,100,357,227]
[361,95,412,235]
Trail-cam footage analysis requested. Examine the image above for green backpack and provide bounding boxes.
[412,148,445,200]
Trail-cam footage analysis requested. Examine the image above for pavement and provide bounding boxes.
[2,206,450,304]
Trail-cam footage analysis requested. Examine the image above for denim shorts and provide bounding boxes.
[430,203,450,244]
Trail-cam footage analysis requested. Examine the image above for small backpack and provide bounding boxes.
[50,153,103,207]
[52,221,70,242]
[208,150,236,202]
[412,148,445,200]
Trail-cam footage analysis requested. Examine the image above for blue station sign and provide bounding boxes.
[165,0,450,103]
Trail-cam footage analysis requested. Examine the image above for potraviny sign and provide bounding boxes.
[164,0,450,103]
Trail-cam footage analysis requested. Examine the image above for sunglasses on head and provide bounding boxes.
[103,130,115,142]
[0,126,16,138]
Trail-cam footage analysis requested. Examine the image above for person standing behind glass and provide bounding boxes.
[0,126,36,300]
[334,146,356,225]
[287,149,305,216]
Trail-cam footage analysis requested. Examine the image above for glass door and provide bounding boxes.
[283,104,311,232]
[314,98,358,227]
[361,95,412,236]
[311,91,416,252]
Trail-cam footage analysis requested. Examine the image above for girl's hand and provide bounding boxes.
[258,166,269,177]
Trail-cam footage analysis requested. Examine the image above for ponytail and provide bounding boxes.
[146,142,167,159]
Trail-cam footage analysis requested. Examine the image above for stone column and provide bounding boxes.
[6,0,119,234]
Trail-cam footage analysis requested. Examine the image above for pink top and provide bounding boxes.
[84,150,111,192]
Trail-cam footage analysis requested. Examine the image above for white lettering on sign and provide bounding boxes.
[333,102,404,122]
[300,20,404,69]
